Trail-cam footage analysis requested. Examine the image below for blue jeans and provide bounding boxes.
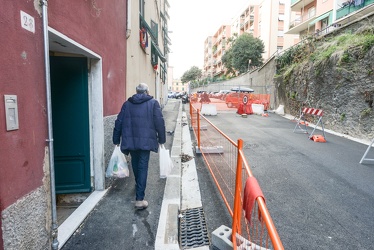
[129,150,150,201]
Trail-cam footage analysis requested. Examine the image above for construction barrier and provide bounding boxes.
[200,104,217,116]
[293,107,326,141]
[237,103,253,115]
[360,138,374,164]
[189,102,284,250]
[224,93,270,110]
[252,104,265,115]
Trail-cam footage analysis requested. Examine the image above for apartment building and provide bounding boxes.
[127,0,171,105]
[334,0,374,26]
[203,0,299,78]
[171,78,187,93]
[286,0,334,37]
[231,2,260,38]
[249,0,298,59]
[286,0,374,37]
[203,36,214,79]
[212,25,232,78]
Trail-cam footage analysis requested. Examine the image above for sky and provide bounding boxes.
[167,0,251,79]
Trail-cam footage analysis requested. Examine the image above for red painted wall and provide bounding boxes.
[48,0,128,116]
[0,2,47,209]
[1,1,128,247]
[0,3,47,248]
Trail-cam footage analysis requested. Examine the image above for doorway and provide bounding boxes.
[50,56,91,194]
[48,28,105,231]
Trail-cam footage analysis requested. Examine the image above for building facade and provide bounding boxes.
[231,3,260,38]
[203,36,214,79]
[0,1,170,249]
[126,0,171,107]
[203,0,299,79]
[285,0,374,37]
[171,78,187,93]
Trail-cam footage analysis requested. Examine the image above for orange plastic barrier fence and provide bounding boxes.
[189,102,283,250]
[190,93,271,111]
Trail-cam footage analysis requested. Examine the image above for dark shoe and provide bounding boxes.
[135,200,148,210]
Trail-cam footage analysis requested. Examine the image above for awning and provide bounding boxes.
[151,41,166,63]
[309,11,331,26]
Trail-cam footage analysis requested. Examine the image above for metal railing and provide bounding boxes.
[336,0,374,20]
[189,101,283,250]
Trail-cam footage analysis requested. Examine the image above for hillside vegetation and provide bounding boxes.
[274,16,374,141]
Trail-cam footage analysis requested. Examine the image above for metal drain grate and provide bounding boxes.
[179,207,210,249]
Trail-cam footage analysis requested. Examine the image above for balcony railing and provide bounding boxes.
[336,0,374,20]
[289,12,316,29]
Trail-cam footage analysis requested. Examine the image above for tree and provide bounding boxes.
[221,33,238,76]
[221,49,236,76]
[181,66,202,83]
[226,33,265,74]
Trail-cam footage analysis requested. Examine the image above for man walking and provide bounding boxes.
[113,83,166,209]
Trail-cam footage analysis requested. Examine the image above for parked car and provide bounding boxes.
[230,87,254,93]
[175,92,186,99]
[168,92,176,98]
[219,90,231,94]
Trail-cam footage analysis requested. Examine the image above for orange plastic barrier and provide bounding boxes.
[237,103,253,115]
[225,93,270,110]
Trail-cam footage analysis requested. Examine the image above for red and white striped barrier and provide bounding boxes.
[293,107,326,140]
[302,108,323,116]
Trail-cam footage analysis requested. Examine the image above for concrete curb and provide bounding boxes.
[180,111,203,211]
[155,104,209,250]
[155,103,182,250]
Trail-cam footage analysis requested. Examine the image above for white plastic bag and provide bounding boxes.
[159,144,173,178]
[106,146,129,178]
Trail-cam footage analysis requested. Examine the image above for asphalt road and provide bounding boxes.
[60,100,373,250]
[198,110,374,249]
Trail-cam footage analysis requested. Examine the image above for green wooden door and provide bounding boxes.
[50,56,91,194]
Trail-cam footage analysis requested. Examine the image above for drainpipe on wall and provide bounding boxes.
[41,1,59,249]
[126,0,131,39]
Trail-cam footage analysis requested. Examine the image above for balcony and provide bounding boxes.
[286,11,316,34]
[291,0,315,11]
[336,0,374,21]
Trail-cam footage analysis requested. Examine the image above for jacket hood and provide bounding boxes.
[128,93,153,104]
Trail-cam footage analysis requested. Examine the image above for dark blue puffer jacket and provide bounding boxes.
[112,94,166,154]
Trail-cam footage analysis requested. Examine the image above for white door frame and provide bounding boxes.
[48,27,105,191]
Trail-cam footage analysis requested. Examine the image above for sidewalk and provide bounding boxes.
[60,99,207,250]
